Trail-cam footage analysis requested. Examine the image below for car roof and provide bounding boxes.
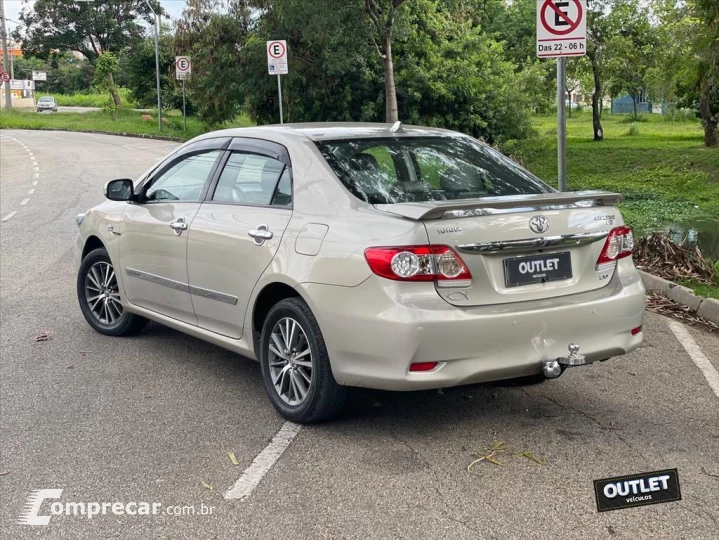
[193,122,463,143]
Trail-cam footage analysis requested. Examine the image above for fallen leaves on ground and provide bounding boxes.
[201,481,213,491]
[634,233,717,284]
[467,441,547,472]
[228,451,239,466]
[646,293,718,331]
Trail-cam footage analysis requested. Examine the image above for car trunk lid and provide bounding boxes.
[375,191,624,307]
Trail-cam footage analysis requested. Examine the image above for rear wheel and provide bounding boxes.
[77,247,147,336]
[259,298,346,423]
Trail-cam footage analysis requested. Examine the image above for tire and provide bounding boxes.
[77,247,148,336]
[259,297,346,423]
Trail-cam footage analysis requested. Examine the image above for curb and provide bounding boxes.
[639,270,719,325]
[1,126,186,143]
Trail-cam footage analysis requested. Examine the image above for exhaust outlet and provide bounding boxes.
[542,360,562,379]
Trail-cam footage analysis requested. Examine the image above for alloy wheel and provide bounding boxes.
[84,261,123,326]
[268,317,314,406]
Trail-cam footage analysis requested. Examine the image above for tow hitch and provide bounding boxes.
[542,343,587,379]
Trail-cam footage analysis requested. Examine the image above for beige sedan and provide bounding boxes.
[75,123,645,422]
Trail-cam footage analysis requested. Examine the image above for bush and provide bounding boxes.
[662,107,697,122]
[52,89,136,108]
[623,124,641,136]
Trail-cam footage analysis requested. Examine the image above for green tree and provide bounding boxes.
[605,3,657,119]
[93,52,120,107]
[120,31,189,112]
[174,0,254,126]
[364,0,409,122]
[14,0,161,105]
[653,0,718,146]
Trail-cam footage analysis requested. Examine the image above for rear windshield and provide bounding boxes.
[316,136,552,204]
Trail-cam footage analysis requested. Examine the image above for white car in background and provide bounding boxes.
[36,96,58,113]
[75,123,645,423]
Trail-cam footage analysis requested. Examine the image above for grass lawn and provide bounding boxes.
[512,112,719,237]
[0,108,252,141]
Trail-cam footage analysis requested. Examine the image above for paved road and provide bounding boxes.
[1,129,718,539]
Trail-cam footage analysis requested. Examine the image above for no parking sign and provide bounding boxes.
[536,0,586,58]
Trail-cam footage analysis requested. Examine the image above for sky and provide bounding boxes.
[3,1,189,32]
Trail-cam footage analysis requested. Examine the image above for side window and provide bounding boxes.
[271,168,292,207]
[212,152,285,205]
[145,151,221,202]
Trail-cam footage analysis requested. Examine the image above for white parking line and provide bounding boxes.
[20,198,30,206]
[1,211,18,222]
[669,321,719,400]
[224,421,302,500]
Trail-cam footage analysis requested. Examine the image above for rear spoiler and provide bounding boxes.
[374,191,623,220]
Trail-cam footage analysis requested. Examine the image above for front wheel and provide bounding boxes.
[77,247,147,336]
[259,298,346,423]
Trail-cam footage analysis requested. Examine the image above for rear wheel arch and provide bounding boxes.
[252,282,301,336]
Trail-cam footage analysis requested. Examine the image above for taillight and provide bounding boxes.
[364,245,472,287]
[596,226,634,269]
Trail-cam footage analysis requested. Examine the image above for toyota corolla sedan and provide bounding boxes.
[75,123,645,423]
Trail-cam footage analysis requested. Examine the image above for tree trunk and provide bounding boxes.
[590,55,603,141]
[632,92,638,119]
[109,73,121,107]
[383,35,398,123]
[700,81,718,147]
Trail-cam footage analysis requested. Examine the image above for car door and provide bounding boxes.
[186,138,293,339]
[119,139,228,324]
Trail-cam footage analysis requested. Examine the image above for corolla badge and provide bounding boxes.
[529,215,550,234]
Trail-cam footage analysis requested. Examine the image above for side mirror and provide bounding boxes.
[104,179,134,201]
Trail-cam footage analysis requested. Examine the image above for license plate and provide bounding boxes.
[503,251,572,287]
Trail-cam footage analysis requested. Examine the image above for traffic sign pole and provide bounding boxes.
[277,74,283,125]
[536,0,587,192]
[267,40,288,124]
[557,57,567,192]
[182,80,187,131]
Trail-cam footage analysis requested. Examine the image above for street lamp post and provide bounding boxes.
[144,1,162,131]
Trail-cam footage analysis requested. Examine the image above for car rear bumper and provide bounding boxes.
[300,258,645,391]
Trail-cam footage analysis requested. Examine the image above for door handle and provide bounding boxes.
[248,224,273,245]
[170,218,189,235]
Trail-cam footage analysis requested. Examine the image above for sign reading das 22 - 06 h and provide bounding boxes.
[536,0,587,58]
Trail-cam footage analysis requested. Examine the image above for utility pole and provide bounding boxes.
[0,0,12,110]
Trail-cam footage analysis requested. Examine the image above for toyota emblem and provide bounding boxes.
[529,215,550,234]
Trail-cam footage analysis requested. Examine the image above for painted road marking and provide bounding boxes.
[224,422,302,500]
[20,198,30,206]
[32,181,38,186]
[28,189,35,195]
[33,173,39,179]
[1,211,18,222]
[33,167,39,172]
[669,321,719,400]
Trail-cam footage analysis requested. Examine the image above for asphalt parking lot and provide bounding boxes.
[1,129,718,539]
